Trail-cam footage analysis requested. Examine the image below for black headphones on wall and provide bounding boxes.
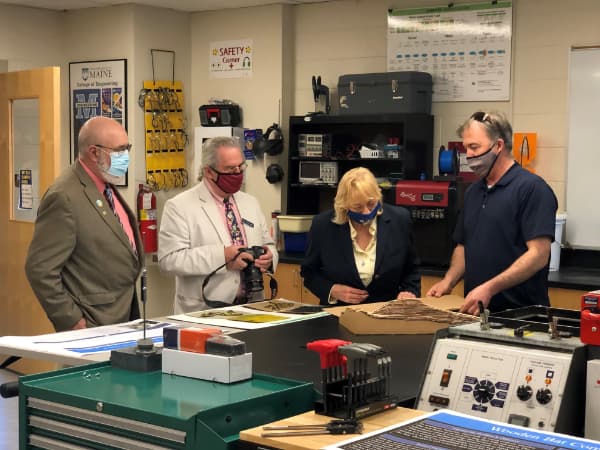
[253,123,284,156]
[266,163,284,184]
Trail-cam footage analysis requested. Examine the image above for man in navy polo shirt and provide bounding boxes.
[427,111,557,314]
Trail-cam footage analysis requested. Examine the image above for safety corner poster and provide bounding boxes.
[210,39,253,79]
[387,2,512,102]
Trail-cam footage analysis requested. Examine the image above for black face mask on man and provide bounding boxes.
[466,142,499,179]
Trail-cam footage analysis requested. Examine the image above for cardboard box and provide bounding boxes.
[162,348,252,383]
[328,295,475,335]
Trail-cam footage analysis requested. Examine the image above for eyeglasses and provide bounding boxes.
[94,143,132,153]
[470,112,506,142]
[210,162,248,175]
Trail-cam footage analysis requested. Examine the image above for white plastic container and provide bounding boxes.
[549,213,567,271]
[359,147,384,159]
[278,215,313,253]
[277,215,313,233]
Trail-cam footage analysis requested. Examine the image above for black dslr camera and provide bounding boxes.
[240,246,266,296]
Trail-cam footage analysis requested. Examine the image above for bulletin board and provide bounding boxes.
[387,2,512,102]
[566,47,600,249]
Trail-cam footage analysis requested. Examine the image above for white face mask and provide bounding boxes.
[466,143,499,179]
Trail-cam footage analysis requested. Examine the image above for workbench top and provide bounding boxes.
[239,407,425,450]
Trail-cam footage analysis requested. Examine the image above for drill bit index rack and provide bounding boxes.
[307,339,399,420]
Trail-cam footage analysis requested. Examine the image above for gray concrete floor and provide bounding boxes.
[0,369,19,449]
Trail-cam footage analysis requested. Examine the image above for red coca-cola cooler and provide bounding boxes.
[393,180,463,267]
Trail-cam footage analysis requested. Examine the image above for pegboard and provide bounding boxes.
[142,80,188,190]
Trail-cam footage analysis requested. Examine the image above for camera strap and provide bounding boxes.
[264,270,278,300]
[202,250,278,309]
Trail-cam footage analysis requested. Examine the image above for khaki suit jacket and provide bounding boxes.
[25,160,143,331]
[158,181,277,314]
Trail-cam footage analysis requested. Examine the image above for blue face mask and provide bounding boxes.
[347,202,380,224]
[105,150,130,177]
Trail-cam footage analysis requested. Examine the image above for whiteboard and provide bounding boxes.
[566,47,600,249]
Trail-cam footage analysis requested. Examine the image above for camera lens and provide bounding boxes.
[244,266,264,293]
[242,246,266,297]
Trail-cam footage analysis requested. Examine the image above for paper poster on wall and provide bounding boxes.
[209,39,253,79]
[19,169,33,210]
[69,59,127,185]
[513,132,537,173]
[387,2,512,102]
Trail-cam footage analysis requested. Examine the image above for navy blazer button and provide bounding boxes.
[374,274,380,279]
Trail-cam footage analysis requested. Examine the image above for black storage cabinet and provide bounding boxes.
[286,113,434,215]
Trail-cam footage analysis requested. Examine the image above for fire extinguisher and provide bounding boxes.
[137,184,157,253]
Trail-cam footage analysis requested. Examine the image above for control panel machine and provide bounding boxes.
[417,307,587,436]
[391,180,468,267]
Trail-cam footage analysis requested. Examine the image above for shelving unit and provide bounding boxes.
[286,113,434,214]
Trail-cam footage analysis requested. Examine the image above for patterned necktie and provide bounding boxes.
[104,185,117,214]
[224,198,244,245]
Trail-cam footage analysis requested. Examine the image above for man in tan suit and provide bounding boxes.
[25,116,143,332]
[158,136,277,313]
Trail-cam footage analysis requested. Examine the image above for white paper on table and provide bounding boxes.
[169,302,329,330]
[0,320,173,362]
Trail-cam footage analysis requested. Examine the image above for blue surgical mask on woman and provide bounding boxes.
[347,201,381,224]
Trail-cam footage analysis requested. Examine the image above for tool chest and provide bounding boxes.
[338,71,433,115]
[19,362,314,450]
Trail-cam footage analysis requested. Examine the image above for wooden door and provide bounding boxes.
[0,67,61,374]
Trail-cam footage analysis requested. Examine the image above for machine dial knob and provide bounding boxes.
[516,385,533,401]
[473,379,495,403]
[536,388,553,405]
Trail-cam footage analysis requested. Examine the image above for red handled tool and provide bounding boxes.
[307,339,351,383]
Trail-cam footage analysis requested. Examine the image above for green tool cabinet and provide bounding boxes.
[19,361,315,449]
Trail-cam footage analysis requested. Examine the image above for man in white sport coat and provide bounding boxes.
[158,136,278,313]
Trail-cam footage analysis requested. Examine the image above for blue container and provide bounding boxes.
[284,232,308,253]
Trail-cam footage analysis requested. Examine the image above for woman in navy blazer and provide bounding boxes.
[301,167,420,306]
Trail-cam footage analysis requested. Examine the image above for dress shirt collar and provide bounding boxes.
[79,159,106,194]
[204,178,229,204]
[348,217,377,241]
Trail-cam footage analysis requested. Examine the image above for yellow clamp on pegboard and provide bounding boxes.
[141,80,188,191]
